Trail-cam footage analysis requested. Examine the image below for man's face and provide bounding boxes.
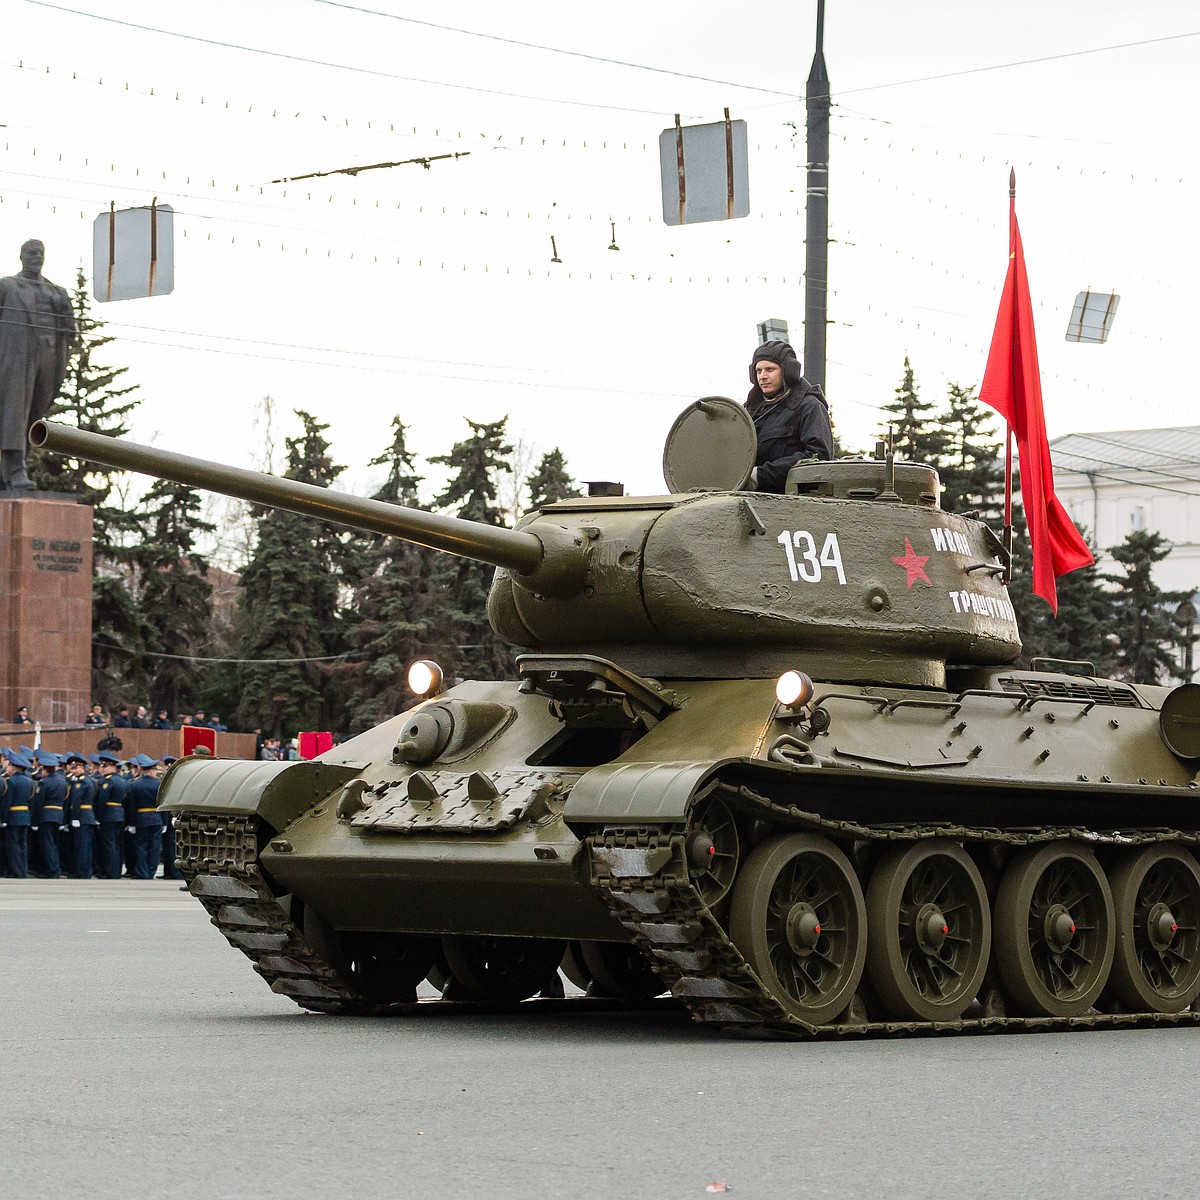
[136,706,147,718]
[68,762,84,776]
[20,241,44,273]
[756,360,785,398]
[99,762,115,776]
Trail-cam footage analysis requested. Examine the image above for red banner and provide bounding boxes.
[181,725,216,757]
[979,179,1093,615]
[298,731,333,760]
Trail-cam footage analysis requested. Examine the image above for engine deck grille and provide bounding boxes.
[998,676,1144,708]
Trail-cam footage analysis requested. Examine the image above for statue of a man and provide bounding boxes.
[0,240,76,490]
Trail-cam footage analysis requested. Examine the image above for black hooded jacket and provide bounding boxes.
[744,341,833,492]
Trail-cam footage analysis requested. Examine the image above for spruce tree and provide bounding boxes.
[233,411,348,736]
[339,417,452,732]
[134,480,216,716]
[936,382,1004,522]
[879,357,949,465]
[526,448,578,509]
[1104,531,1192,684]
[430,418,514,680]
[1010,526,1118,675]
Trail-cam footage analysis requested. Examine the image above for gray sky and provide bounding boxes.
[3,0,1197,504]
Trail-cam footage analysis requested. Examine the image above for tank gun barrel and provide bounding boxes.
[30,419,559,581]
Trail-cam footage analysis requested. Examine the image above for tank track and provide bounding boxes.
[175,813,391,1014]
[586,780,1200,1039]
[177,801,1200,1037]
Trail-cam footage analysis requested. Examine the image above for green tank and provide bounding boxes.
[31,406,1200,1036]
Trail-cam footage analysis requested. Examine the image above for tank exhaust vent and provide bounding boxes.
[999,677,1143,709]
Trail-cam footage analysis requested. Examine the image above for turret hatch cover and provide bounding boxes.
[662,396,756,493]
[1160,683,1200,760]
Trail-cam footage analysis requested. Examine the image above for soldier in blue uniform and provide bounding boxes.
[93,752,127,879]
[158,755,183,880]
[1,748,35,878]
[126,754,164,879]
[64,752,97,879]
[120,755,143,877]
[31,749,67,877]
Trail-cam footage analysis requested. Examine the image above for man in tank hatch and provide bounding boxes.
[743,340,832,492]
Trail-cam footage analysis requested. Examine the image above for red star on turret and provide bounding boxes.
[892,538,931,588]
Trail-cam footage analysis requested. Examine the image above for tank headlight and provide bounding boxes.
[407,659,444,697]
[775,670,814,711]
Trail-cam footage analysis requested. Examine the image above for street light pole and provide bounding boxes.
[804,0,830,392]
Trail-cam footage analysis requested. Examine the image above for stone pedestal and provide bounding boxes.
[0,493,93,725]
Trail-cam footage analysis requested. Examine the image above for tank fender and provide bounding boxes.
[159,757,362,832]
[563,760,726,826]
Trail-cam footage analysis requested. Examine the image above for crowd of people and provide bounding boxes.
[85,703,229,732]
[7,703,229,733]
[0,745,201,881]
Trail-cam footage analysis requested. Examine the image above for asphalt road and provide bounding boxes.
[3,880,1198,1200]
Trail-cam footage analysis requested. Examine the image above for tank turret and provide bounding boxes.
[32,410,1019,687]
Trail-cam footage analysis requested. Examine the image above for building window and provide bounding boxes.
[1131,505,1146,532]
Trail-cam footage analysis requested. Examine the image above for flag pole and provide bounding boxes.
[1003,428,1014,582]
[1001,167,1016,584]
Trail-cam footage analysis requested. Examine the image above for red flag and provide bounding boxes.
[979,176,1093,615]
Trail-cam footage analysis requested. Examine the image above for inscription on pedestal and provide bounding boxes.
[31,537,84,573]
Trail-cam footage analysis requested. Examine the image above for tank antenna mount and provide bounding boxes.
[878,426,900,502]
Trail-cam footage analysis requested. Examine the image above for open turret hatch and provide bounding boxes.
[662,396,756,493]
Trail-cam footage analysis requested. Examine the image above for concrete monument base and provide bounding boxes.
[0,492,92,725]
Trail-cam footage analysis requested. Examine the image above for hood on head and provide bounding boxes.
[749,340,803,390]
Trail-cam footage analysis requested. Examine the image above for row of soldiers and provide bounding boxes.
[0,747,186,881]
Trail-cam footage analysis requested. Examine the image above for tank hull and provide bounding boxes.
[164,665,1200,1034]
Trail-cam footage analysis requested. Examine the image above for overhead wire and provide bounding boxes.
[835,29,1200,99]
[308,0,802,98]
[1056,431,1200,470]
[96,643,360,664]
[1049,452,1200,499]
[19,0,677,116]
[5,26,1193,434]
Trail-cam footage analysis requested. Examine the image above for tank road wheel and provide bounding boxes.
[686,794,740,909]
[994,843,1115,1018]
[729,833,867,1025]
[579,940,665,1000]
[1108,845,1200,1013]
[865,839,991,1021]
[441,935,567,1003]
[338,932,439,1002]
[425,947,453,993]
[561,942,593,992]
[302,908,436,1005]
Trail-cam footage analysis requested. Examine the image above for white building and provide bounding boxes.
[1051,426,1200,599]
